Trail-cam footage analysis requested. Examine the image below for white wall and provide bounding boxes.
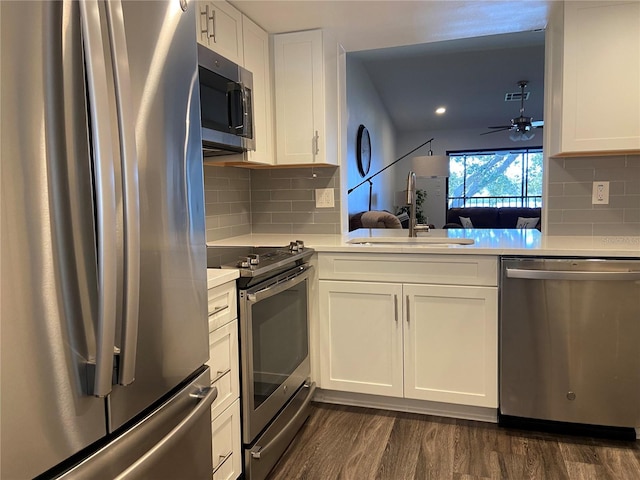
[346,57,397,216]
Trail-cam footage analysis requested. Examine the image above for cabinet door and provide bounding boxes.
[211,399,242,480]
[196,1,243,65]
[561,1,640,154]
[403,284,498,408]
[242,15,274,165]
[274,30,325,165]
[319,280,403,397]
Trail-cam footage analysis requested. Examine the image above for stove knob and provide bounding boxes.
[239,257,250,268]
[295,240,305,251]
[248,254,260,265]
[289,241,299,252]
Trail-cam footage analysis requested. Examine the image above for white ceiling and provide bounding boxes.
[230,0,552,135]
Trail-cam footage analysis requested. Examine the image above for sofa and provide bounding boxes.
[445,207,541,230]
[349,210,402,231]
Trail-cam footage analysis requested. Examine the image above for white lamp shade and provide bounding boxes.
[410,155,449,177]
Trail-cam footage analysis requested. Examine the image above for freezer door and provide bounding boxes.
[106,0,209,431]
[1,2,108,479]
[57,368,215,480]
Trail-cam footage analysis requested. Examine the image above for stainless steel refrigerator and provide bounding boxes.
[1,1,213,478]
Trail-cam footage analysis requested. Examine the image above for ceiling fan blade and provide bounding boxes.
[480,128,510,136]
[532,120,544,127]
[487,125,512,129]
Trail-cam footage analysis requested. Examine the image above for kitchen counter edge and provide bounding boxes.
[207,268,239,289]
[206,229,640,259]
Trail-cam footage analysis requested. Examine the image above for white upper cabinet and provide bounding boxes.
[196,1,244,65]
[241,15,274,165]
[273,29,339,166]
[549,1,640,157]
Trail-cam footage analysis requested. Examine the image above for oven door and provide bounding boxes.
[239,264,312,443]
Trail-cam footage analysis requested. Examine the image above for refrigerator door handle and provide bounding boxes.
[79,0,118,398]
[113,386,218,480]
[105,0,141,387]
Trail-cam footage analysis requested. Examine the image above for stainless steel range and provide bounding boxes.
[208,241,316,480]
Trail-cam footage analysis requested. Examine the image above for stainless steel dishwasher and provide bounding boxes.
[500,257,640,437]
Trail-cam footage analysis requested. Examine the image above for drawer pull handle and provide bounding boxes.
[213,451,232,473]
[209,304,229,317]
[211,368,231,384]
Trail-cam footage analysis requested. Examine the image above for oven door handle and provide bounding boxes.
[247,265,313,303]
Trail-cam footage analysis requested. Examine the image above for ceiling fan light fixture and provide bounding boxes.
[483,80,543,139]
[510,130,535,141]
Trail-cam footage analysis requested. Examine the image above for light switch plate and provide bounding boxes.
[315,188,334,208]
[592,181,609,205]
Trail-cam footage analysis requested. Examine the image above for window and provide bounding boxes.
[448,148,542,208]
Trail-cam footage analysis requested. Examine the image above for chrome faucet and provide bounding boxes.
[406,171,430,237]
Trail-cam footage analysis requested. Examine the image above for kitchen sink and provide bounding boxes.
[346,237,474,246]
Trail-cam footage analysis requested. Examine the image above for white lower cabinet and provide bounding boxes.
[211,399,241,480]
[318,254,498,408]
[402,283,497,407]
[319,281,404,397]
[207,278,241,480]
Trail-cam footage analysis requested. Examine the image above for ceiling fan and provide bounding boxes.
[481,80,543,141]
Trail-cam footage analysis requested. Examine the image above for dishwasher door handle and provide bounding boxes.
[505,268,640,281]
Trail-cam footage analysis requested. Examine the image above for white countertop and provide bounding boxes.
[207,268,239,289]
[207,229,640,258]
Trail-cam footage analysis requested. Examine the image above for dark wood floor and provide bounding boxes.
[267,403,640,480]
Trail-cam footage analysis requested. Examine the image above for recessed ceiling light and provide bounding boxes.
[435,107,446,115]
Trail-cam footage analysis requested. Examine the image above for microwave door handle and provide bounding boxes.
[240,84,249,135]
[227,84,244,132]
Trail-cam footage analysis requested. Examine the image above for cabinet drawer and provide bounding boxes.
[211,399,241,480]
[206,320,239,418]
[319,253,498,286]
[210,370,236,420]
[208,281,237,331]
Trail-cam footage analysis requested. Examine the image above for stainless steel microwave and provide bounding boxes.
[197,44,255,157]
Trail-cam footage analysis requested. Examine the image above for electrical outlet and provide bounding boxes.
[592,181,610,205]
[315,188,334,208]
